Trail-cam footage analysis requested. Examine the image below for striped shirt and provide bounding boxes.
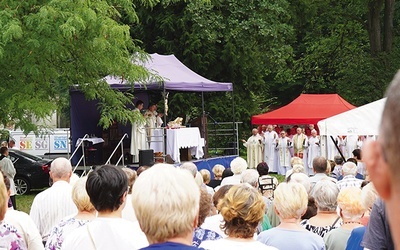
[336,175,363,191]
[30,181,77,242]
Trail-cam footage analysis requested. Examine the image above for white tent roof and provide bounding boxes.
[317,98,386,136]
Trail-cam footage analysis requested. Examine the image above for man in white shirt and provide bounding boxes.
[30,157,77,243]
[336,162,363,191]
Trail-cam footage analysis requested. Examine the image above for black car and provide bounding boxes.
[8,149,52,195]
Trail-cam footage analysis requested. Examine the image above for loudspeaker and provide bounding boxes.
[139,149,154,167]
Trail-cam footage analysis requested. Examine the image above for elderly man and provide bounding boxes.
[292,127,308,159]
[242,128,263,169]
[336,162,363,191]
[30,157,77,243]
[363,71,400,249]
[309,156,336,187]
[132,163,200,249]
[262,125,278,173]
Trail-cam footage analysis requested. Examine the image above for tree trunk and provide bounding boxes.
[367,0,384,56]
[383,0,395,53]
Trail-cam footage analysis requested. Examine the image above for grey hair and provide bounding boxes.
[180,162,198,177]
[288,173,311,193]
[230,157,248,174]
[342,162,357,176]
[240,169,259,188]
[311,180,339,212]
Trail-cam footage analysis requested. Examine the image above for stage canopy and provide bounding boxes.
[318,98,386,136]
[252,94,356,125]
[104,53,233,92]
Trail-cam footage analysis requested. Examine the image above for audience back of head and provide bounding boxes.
[180,162,198,178]
[50,157,72,181]
[86,165,128,212]
[312,156,327,174]
[342,162,358,176]
[132,163,200,244]
[218,183,265,238]
[230,157,248,175]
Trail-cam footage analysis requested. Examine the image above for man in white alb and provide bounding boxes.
[262,125,278,172]
[242,129,263,169]
[307,129,321,176]
[292,127,308,159]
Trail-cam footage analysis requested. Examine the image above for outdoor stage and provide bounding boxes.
[127,155,237,178]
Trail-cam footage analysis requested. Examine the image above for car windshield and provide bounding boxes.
[10,150,44,161]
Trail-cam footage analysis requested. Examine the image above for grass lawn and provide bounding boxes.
[16,190,42,214]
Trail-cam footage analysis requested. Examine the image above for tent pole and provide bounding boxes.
[330,135,346,161]
[231,87,237,155]
[163,86,167,161]
[201,92,205,115]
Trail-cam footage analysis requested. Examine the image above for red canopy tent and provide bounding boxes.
[252,94,356,125]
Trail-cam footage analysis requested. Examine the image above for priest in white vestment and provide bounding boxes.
[344,134,358,159]
[242,128,263,169]
[130,100,148,163]
[276,131,292,175]
[292,127,308,159]
[307,129,321,176]
[262,125,278,172]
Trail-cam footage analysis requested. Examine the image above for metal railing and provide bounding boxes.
[105,133,129,166]
[70,134,89,174]
[207,122,242,156]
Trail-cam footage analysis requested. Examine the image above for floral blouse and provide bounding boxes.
[192,227,222,247]
[0,221,27,250]
[45,217,91,250]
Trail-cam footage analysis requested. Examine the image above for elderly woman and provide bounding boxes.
[220,157,247,186]
[0,171,27,249]
[208,164,225,189]
[301,180,341,237]
[45,177,96,250]
[122,167,138,222]
[200,184,277,250]
[258,182,325,249]
[323,187,365,250]
[192,188,222,246]
[345,183,378,250]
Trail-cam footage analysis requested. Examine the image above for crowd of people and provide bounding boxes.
[242,124,372,178]
[1,74,400,249]
[0,150,386,250]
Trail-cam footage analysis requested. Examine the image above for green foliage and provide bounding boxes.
[0,0,154,132]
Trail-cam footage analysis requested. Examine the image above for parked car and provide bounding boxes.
[8,149,52,195]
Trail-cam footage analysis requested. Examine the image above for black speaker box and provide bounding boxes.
[139,149,154,166]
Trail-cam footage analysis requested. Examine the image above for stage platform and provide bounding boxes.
[126,155,238,178]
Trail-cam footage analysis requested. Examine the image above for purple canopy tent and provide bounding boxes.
[104,53,233,92]
[70,53,234,164]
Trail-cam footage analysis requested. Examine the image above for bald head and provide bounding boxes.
[50,158,72,182]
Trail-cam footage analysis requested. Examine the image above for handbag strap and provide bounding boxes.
[331,216,341,227]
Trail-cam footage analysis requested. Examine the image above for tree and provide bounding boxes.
[133,0,295,127]
[0,0,153,132]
